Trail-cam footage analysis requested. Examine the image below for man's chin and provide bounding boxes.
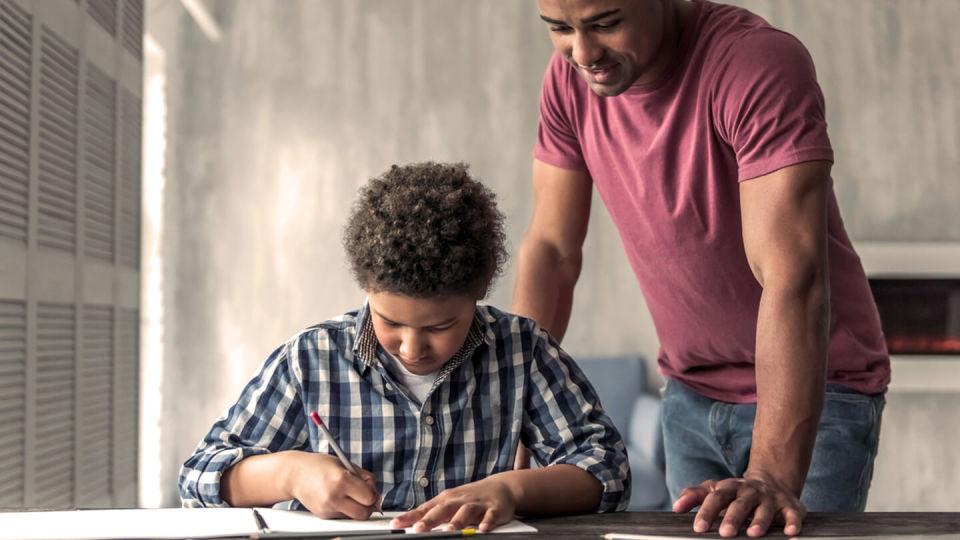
[588,81,629,97]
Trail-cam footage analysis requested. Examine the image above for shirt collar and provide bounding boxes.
[352,300,490,377]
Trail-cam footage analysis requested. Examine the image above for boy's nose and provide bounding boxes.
[399,333,426,359]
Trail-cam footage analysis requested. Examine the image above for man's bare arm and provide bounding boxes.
[673,160,831,538]
[511,159,593,340]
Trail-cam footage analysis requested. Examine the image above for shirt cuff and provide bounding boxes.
[553,452,631,512]
[186,447,272,507]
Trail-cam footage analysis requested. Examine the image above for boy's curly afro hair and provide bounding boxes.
[343,161,507,298]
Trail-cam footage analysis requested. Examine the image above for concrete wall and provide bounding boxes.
[145,1,959,508]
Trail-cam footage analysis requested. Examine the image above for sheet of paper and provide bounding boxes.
[601,534,960,540]
[257,508,538,534]
[0,507,536,539]
[0,508,258,540]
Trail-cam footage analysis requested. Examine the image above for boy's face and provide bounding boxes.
[367,291,478,376]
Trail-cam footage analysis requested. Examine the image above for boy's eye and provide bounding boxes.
[427,325,453,333]
[384,320,401,328]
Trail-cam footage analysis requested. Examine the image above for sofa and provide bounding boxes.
[575,355,670,511]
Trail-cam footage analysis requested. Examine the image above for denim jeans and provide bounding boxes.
[660,377,885,511]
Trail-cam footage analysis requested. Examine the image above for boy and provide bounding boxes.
[179,162,630,532]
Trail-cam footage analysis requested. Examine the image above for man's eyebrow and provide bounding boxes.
[539,9,621,26]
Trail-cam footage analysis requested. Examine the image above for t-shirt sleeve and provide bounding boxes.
[533,53,588,171]
[713,29,834,182]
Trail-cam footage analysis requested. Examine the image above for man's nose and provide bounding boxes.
[571,32,603,68]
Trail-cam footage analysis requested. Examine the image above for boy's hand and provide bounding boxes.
[390,477,516,533]
[288,452,380,520]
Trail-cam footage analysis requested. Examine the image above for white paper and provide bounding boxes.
[256,508,538,534]
[0,508,258,540]
[0,507,537,539]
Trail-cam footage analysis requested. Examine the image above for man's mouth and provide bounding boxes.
[581,63,619,84]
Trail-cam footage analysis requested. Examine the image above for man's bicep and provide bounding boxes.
[739,160,831,288]
[527,158,592,255]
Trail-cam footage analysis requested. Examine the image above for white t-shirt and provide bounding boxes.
[384,354,439,404]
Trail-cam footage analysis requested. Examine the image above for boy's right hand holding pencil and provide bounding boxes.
[220,449,381,521]
[287,451,382,520]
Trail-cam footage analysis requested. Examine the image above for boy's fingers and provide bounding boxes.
[413,501,460,532]
[446,503,485,530]
[391,501,434,528]
[332,494,374,521]
[342,473,379,507]
[478,506,510,533]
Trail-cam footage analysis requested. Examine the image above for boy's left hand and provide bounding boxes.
[390,477,516,533]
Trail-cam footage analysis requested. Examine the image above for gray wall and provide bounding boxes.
[145,1,959,508]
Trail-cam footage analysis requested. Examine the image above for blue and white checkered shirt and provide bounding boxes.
[179,303,631,512]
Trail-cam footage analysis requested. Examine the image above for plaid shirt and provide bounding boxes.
[179,303,631,512]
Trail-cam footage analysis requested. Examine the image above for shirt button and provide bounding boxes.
[424,415,434,425]
[418,476,430,488]
[385,383,393,392]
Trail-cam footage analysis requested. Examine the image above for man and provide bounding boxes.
[512,0,890,537]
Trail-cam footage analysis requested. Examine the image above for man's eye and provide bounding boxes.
[550,25,572,33]
[595,19,622,31]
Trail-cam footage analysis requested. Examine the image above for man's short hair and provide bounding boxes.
[343,161,507,298]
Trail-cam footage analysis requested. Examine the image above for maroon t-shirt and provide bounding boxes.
[534,0,889,402]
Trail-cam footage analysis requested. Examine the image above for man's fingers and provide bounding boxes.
[672,483,712,513]
[693,483,737,533]
[782,507,804,537]
[746,503,776,538]
[718,496,760,538]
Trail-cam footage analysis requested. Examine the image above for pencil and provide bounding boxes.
[603,534,699,540]
[332,529,478,540]
[309,411,383,515]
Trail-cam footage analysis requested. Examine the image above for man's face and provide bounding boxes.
[538,0,668,96]
[367,290,478,376]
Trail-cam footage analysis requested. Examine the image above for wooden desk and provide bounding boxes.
[512,512,960,539]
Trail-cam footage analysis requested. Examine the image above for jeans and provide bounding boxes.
[660,377,885,511]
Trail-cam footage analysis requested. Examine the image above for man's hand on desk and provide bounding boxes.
[390,476,516,533]
[672,470,806,538]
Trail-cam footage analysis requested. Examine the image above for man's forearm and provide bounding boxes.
[749,278,829,495]
[492,464,603,516]
[511,238,581,341]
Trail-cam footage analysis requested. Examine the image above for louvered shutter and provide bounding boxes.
[0,0,142,509]
[0,1,31,243]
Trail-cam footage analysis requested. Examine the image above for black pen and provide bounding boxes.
[253,508,271,534]
[249,508,404,539]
